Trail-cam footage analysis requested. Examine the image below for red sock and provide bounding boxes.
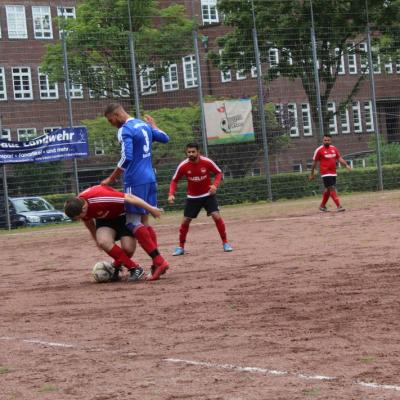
[147,225,157,248]
[320,190,330,207]
[134,225,166,266]
[215,218,227,244]
[179,223,189,248]
[330,190,341,207]
[106,244,138,270]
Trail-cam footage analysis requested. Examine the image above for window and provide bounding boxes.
[162,64,179,92]
[251,66,258,78]
[275,104,285,127]
[65,78,83,99]
[1,129,11,141]
[372,47,381,74]
[359,42,369,74]
[292,162,303,173]
[364,101,374,132]
[94,140,105,156]
[0,67,7,100]
[396,59,400,74]
[236,69,246,80]
[140,66,157,95]
[219,50,232,83]
[88,66,108,98]
[236,51,246,80]
[288,103,299,137]
[32,6,52,39]
[43,127,61,134]
[327,102,338,134]
[182,55,198,88]
[335,48,345,75]
[6,5,27,39]
[38,68,58,99]
[384,58,393,74]
[17,128,37,141]
[306,159,313,170]
[201,0,219,25]
[347,43,357,74]
[352,101,362,133]
[340,106,350,134]
[57,7,76,37]
[301,103,312,136]
[12,67,33,100]
[251,168,261,177]
[269,48,279,68]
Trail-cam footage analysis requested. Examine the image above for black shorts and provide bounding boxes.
[95,215,133,241]
[322,176,337,188]
[184,195,220,219]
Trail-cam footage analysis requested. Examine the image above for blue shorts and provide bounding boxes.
[124,182,157,215]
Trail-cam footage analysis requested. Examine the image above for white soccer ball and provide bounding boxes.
[92,261,115,283]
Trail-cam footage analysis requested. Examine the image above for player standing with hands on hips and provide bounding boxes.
[309,133,352,212]
[102,103,170,281]
[168,142,233,255]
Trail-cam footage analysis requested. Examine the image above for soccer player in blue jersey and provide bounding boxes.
[102,103,170,281]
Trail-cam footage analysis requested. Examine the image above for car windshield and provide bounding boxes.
[11,198,54,213]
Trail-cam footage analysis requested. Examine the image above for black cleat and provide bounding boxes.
[127,266,145,282]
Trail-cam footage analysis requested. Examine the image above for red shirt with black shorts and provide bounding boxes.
[313,145,341,187]
[169,156,223,218]
[79,185,132,239]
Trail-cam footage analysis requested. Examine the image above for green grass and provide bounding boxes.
[0,366,11,374]
[38,384,58,393]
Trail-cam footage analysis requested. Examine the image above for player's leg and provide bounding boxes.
[207,195,233,252]
[173,198,201,256]
[328,177,345,211]
[320,177,332,211]
[125,183,169,281]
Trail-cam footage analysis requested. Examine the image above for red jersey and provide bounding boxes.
[79,185,125,220]
[313,145,341,177]
[169,156,223,198]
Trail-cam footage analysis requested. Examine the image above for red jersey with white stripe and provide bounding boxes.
[79,185,125,220]
[169,156,223,198]
[313,145,340,177]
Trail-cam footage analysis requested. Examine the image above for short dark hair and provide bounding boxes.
[64,197,85,219]
[186,142,199,150]
[104,103,123,116]
[323,133,332,138]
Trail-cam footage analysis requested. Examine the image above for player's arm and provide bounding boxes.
[309,160,318,181]
[208,161,223,194]
[168,166,184,204]
[338,156,352,170]
[83,218,97,243]
[124,193,162,219]
[145,114,170,143]
[101,167,123,186]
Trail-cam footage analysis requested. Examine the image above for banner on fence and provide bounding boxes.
[204,99,255,145]
[0,127,89,164]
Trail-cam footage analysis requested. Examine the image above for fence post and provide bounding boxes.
[60,10,80,194]
[193,30,209,157]
[0,115,11,230]
[250,0,273,201]
[127,0,141,119]
[309,0,324,143]
[365,1,383,190]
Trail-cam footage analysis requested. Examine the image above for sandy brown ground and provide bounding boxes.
[1,191,400,400]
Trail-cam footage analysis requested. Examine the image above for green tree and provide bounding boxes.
[213,0,400,139]
[41,0,194,105]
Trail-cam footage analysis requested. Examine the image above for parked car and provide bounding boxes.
[0,196,71,228]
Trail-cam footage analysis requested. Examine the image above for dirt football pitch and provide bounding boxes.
[1,191,400,400]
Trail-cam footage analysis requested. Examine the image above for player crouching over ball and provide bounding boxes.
[64,185,162,283]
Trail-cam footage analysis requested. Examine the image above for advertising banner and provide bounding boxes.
[0,127,89,164]
[204,99,255,145]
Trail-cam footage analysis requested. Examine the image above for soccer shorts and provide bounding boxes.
[95,215,133,241]
[184,195,220,219]
[322,176,337,188]
[124,182,157,215]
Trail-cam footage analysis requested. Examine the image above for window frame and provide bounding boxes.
[32,6,53,39]
[12,66,33,100]
[6,5,28,39]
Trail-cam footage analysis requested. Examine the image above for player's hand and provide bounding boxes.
[150,207,163,219]
[101,177,113,186]
[144,114,156,128]
[209,185,217,195]
[346,165,353,171]
[308,174,315,181]
[168,195,175,205]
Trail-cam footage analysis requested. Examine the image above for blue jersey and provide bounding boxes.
[117,118,169,186]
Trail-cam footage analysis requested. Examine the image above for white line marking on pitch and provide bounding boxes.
[164,358,400,393]
[3,336,400,393]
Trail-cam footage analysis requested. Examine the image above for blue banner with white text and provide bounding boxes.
[0,127,89,164]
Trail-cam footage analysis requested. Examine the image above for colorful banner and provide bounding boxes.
[0,127,89,164]
[204,99,255,145]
